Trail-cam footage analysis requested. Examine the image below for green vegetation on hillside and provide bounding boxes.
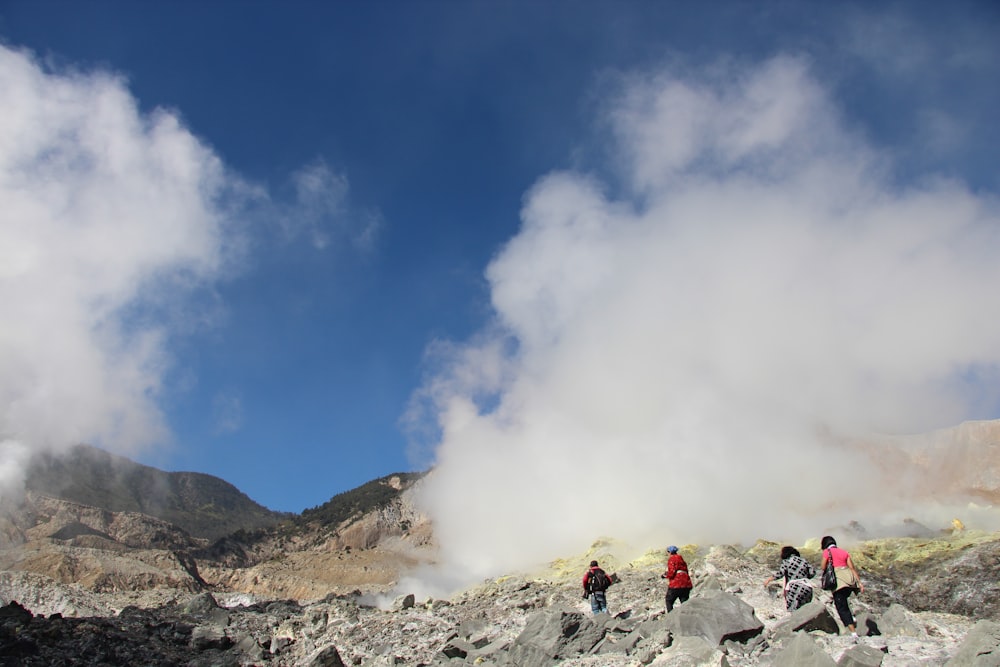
[299,472,424,527]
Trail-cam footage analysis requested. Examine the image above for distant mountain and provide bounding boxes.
[24,444,288,541]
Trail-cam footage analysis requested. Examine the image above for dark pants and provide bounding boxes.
[666,587,691,611]
[833,587,856,628]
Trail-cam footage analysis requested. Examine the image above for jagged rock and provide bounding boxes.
[466,638,511,663]
[441,635,475,658]
[855,611,881,637]
[392,593,415,610]
[772,600,840,636]
[837,643,887,666]
[768,632,837,666]
[634,615,672,639]
[664,591,764,645]
[190,624,233,650]
[182,591,220,615]
[699,574,724,592]
[631,626,674,665]
[945,620,1000,666]
[596,627,644,655]
[878,603,927,638]
[0,600,32,622]
[648,634,725,665]
[306,644,348,667]
[508,606,605,666]
[235,633,266,662]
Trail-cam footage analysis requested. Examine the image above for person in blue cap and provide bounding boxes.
[662,546,693,611]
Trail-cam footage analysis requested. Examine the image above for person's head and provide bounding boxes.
[821,536,837,550]
[780,546,800,560]
[590,560,599,568]
[667,546,678,554]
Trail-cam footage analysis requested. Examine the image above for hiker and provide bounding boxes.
[820,536,865,636]
[661,546,693,611]
[763,545,816,611]
[582,560,613,614]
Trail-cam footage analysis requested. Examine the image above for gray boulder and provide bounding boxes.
[440,636,475,659]
[855,611,880,637]
[772,600,840,636]
[597,629,644,655]
[878,604,926,638]
[190,624,233,651]
[634,615,672,639]
[837,644,886,667]
[508,607,605,667]
[306,644,348,667]
[466,638,511,663]
[768,632,837,667]
[631,626,674,664]
[649,635,725,666]
[665,591,764,645]
[392,593,415,610]
[181,591,220,616]
[945,620,1000,666]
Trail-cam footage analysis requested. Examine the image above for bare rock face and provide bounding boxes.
[198,482,435,600]
[0,475,435,603]
[0,492,208,596]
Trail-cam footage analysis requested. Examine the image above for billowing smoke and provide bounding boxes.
[411,57,1000,584]
[0,44,236,498]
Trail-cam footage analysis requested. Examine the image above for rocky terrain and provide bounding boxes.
[1,426,1000,666]
[2,529,999,666]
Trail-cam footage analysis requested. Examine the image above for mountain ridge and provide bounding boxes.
[23,444,290,541]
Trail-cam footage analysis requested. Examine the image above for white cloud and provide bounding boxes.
[412,56,1000,583]
[286,160,382,252]
[0,44,379,500]
[212,391,244,435]
[0,44,233,473]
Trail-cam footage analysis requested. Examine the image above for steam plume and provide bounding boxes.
[411,57,1000,583]
[0,45,234,497]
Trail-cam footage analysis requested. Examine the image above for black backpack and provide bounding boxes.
[588,568,610,592]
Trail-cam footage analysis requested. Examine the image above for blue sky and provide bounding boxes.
[2,0,999,531]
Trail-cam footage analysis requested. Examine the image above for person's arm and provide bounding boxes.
[846,554,864,593]
[764,561,784,587]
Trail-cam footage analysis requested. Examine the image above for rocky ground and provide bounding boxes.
[3,447,1000,666]
[2,531,999,666]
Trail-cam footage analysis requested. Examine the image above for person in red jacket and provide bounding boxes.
[662,546,693,611]
[582,560,612,614]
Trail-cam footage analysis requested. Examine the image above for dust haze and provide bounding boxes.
[411,57,1000,584]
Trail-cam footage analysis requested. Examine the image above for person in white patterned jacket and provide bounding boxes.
[764,545,817,611]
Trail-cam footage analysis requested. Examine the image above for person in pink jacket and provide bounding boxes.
[820,535,865,636]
